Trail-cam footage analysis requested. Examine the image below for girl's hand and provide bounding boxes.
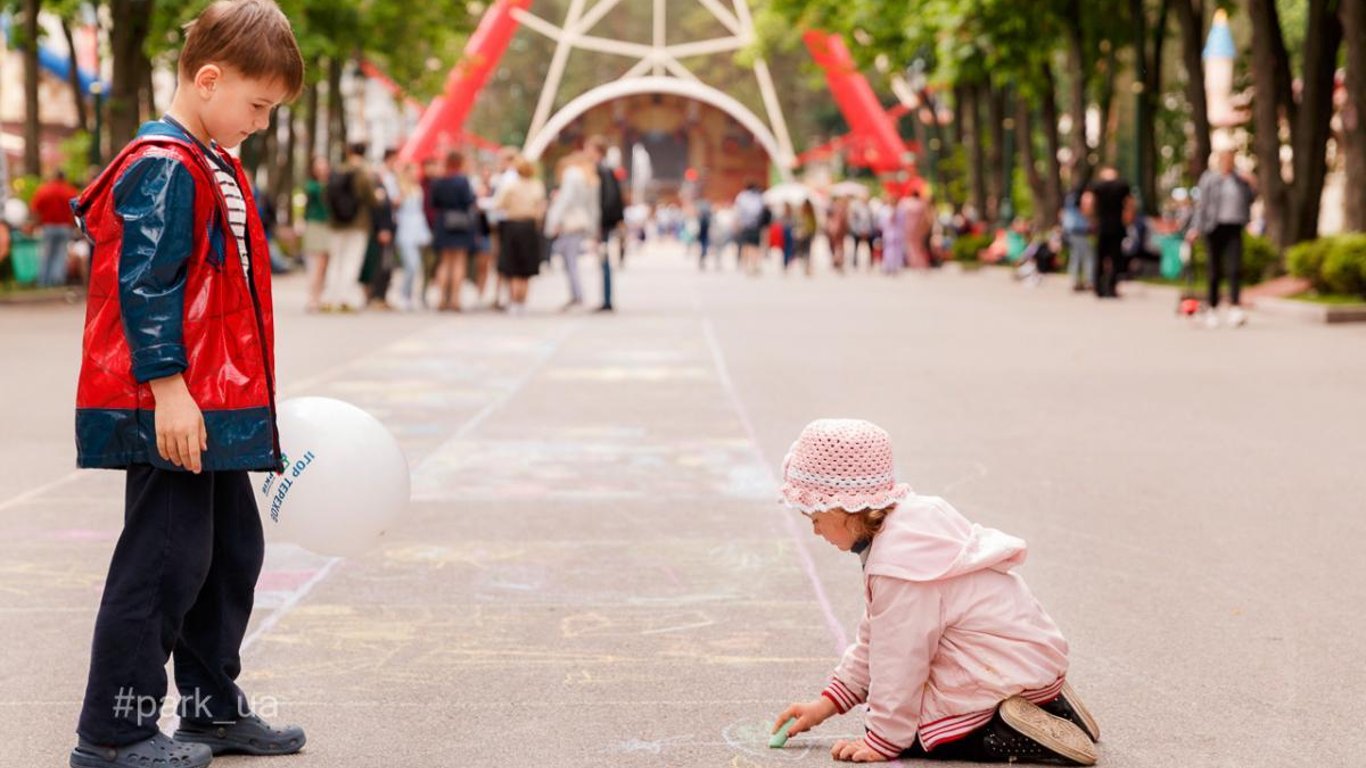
[831,738,889,762]
[772,696,838,739]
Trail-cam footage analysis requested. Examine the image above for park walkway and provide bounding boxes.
[2,244,1364,766]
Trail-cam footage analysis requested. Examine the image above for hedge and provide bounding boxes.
[1287,234,1366,299]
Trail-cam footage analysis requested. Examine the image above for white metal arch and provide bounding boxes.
[522,76,793,180]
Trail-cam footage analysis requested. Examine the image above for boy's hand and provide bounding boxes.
[831,737,888,762]
[149,374,207,473]
[772,696,838,740]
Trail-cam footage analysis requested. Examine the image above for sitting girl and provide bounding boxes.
[772,419,1099,765]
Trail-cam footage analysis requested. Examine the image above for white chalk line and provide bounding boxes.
[700,316,850,654]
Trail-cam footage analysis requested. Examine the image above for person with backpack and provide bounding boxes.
[585,135,623,312]
[324,142,375,312]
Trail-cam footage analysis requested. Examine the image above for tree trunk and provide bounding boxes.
[1342,0,1366,231]
[60,17,89,135]
[108,0,154,152]
[1247,0,1293,247]
[1137,0,1171,210]
[278,106,298,226]
[326,57,347,160]
[986,78,1006,222]
[965,83,989,219]
[1016,100,1047,230]
[1063,0,1092,189]
[1094,42,1119,170]
[22,0,41,176]
[141,49,157,122]
[1040,61,1065,220]
[1285,0,1343,245]
[304,80,320,166]
[1174,0,1211,183]
[951,84,966,146]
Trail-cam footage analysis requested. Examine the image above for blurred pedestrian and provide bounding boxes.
[324,142,375,312]
[1061,186,1094,293]
[363,179,396,310]
[695,199,713,270]
[394,163,432,311]
[545,151,597,310]
[1083,167,1132,299]
[735,182,766,276]
[301,156,331,311]
[826,196,849,271]
[584,135,624,311]
[904,189,933,270]
[848,197,874,270]
[31,170,81,287]
[491,154,546,315]
[881,195,907,274]
[430,150,478,312]
[792,199,818,277]
[1188,147,1256,328]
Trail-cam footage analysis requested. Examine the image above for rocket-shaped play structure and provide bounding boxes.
[1203,8,1237,129]
[399,0,919,195]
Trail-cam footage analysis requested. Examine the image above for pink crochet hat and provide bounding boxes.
[779,419,912,513]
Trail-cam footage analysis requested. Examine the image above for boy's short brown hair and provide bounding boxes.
[180,0,304,100]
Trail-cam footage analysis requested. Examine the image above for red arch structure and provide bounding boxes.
[399,0,920,195]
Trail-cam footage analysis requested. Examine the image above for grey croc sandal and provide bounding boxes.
[173,713,305,756]
[70,732,213,768]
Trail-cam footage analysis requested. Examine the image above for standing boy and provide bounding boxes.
[68,2,305,766]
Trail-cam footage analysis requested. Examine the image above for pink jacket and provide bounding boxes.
[820,495,1070,758]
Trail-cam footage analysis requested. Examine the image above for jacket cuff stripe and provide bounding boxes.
[920,710,995,746]
[863,729,902,758]
[830,678,860,707]
[820,691,850,715]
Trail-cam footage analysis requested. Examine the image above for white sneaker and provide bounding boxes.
[1202,309,1220,329]
[1226,305,1247,327]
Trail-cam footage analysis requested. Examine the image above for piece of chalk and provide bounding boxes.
[769,717,798,748]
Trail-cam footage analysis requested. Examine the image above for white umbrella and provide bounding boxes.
[762,183,810,206]
[831,180,870,199]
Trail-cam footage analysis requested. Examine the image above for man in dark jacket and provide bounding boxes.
[1081,167,1133,299]
[585,135,624,312]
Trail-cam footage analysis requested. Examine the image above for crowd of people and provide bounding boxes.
[297,134,625,316]
[664,149,1257,329]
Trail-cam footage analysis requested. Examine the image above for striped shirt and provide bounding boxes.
[160,117,251,279]
[211,163,250,278]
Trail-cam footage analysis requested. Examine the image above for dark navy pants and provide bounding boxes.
[78,466,264,745]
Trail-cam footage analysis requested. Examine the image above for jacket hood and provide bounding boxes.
[863,495,1028,582]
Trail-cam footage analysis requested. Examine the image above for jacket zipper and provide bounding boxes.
[190,145,283,471]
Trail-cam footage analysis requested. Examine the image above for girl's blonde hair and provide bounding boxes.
[847,505,895,539]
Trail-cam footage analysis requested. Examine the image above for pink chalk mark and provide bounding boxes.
[52,528,118,542]
[255,569,319,592]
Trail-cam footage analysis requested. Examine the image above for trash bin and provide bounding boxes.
[10,234,40,285]
[1006,230,1027,262]
[1158,233,1184,280]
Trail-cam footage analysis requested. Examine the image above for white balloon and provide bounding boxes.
[254,397,410,557]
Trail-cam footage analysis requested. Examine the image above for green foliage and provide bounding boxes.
[1190,232,1279,286]
[10,174,42,205]
[142,0,472,99]
[58,132,93,183]
[1321,235,1366,298]
[1286,237,1334,291]
[951,232,993,263]
[1285,234,1366,299]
